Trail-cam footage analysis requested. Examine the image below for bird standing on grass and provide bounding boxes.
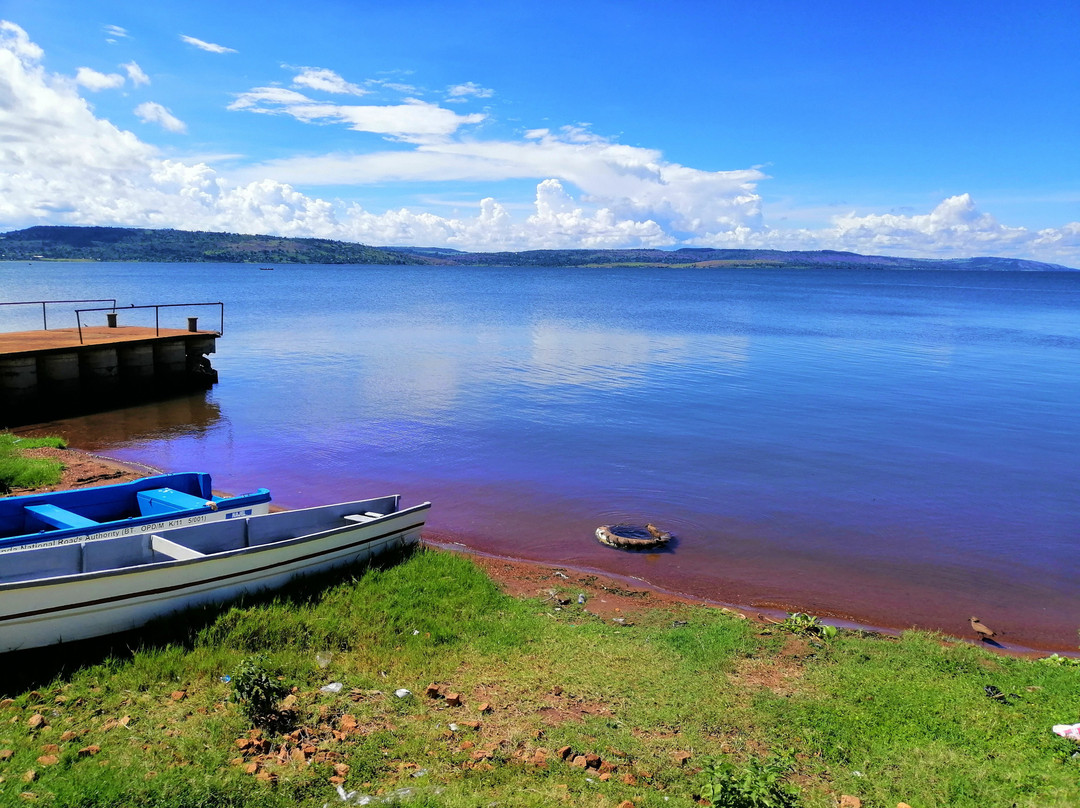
[970,616,996,641]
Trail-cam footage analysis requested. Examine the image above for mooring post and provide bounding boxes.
[106,312,118,328]
[187,316,198,332]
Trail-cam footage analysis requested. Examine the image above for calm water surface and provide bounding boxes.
[3,262,1078,649]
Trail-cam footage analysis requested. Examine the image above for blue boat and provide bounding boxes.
[0,472,271,553]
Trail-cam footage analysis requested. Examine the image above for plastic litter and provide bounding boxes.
[412,629,420,635]
[324,784,441,806]
[394,688,412,698]
[219,675,231,683]
[1053,723,1080,741]
[316,653,332,669]
[320,682,344,693]
[577,593,586,604]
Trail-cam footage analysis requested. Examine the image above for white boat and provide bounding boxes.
[0,495,430,652]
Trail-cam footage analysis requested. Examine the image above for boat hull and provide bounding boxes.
[0,496,429,652]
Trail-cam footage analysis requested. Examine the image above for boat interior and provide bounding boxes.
[0,495,406,585]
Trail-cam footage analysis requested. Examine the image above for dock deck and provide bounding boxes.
[0,326,217,356]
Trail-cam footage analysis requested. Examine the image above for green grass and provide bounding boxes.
[1,548,1078,807]
[0,433,67,493]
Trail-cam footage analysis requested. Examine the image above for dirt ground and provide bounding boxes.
[7,446,156,494]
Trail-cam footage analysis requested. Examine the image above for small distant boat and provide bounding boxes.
[259,267,274,271]
[0,473,271,553]
[0,495,430,652]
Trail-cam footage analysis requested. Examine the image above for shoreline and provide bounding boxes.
[10,445,1066,657]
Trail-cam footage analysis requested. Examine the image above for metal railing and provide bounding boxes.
[0,299,117,331]
[74,302,224,344]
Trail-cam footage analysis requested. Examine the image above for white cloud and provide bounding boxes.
[123,61,149,86]
[229,88,485,141]
[292,67,366,96]
[0,21,1077,264]
[103,25,128,40]
[74,66,125,91]
[134,101,186,133]
[446,81,493,100]
[180,35,237,54]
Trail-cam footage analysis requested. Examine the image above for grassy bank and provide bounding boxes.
[0,433,67,493]
[1,548,1078,807]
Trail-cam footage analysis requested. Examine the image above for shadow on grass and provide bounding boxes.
[0,543,419,695]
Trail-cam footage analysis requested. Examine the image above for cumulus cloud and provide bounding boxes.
[229,87,485,141]
[75,66,125,91]
[292,67,366,95]
[123,60,149,86]
[134,101,186,133]
[446,81,493,100]
[0,21,1078,264]
[180,35,237,54]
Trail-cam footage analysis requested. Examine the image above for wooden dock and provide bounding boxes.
[0,326,219,425]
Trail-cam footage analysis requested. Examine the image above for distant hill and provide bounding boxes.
[384,245,1077,271]
[0,226,421,265]
[0,226,1074,270]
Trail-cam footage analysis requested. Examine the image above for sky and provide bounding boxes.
[1,0,1078,264]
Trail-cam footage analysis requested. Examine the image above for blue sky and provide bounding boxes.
[1,0,1078,263]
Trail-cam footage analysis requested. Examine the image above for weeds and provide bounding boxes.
[778,612,837,640]
[232,654,291,725]
[699,752,800,807]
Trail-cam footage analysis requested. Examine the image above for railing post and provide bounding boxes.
[41,301,47,331]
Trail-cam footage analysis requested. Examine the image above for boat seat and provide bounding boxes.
[138,487,213,516]
[150,534,206,561]
[342,511,386,524]
[24,503,99,530]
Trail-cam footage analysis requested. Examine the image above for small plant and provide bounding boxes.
[1038,653,1080,667]
[231,654,290,724]
[699,752,800,807]
[779,612,837,640]
[0,433,67,493]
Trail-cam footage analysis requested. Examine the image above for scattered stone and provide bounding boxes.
[673,750,692,766]
[255,770,277,783]
[170,691,186,701]
[27,715,44,730]
[118,716,131,727]
[552,686,563,696]
[477,702,492,713]
[40,745,59,754]
[471,749,493,761]
[0,749,12,760]
[460,741,475,750]
[599,772,611,781]
[35,756,58,766]
[618,801,635,808]
[0,699,13,708]
[444,693,462,707]
[897,804,912,808]
[621,773,637,785]
[77,746,100,757]
[557,745,573,760]
[584,753,601,769]
[244,762,259,775]
[570,755,588,768]
[59,731,77,742]
[281,694,297,709]
[839,797,862,808]
[333,763,350,778]
[329,776,345,785]
[22,770,36,783]
[462,720,481,730]
[424,683,442,698]
[599,760,617,773]
[531,748,548,767]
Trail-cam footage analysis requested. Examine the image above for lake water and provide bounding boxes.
[3,262,1079,650]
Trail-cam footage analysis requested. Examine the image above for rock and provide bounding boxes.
[34,756,58,766]
[570,755,588,768]
[22,770,37,783]
[477,702,492,713]
[599,772,611,781]
[59,731,77,742]
[621,773,637,785]
[333,763,350,777]
[444,693,462,707]
[77,746,100,757]
[897,804,913,808]
[255,770,277,783]
[673,750,692,766]
[618,801,635,808]
[424,683,442,698]
[0,749,12,760]
[839,797,862,808]
[40,745,59,754]
[170,690,186,701]
[557,745,573,760]
[599,760,617,773]
[584,753,601,768]
[27,715,44,730]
